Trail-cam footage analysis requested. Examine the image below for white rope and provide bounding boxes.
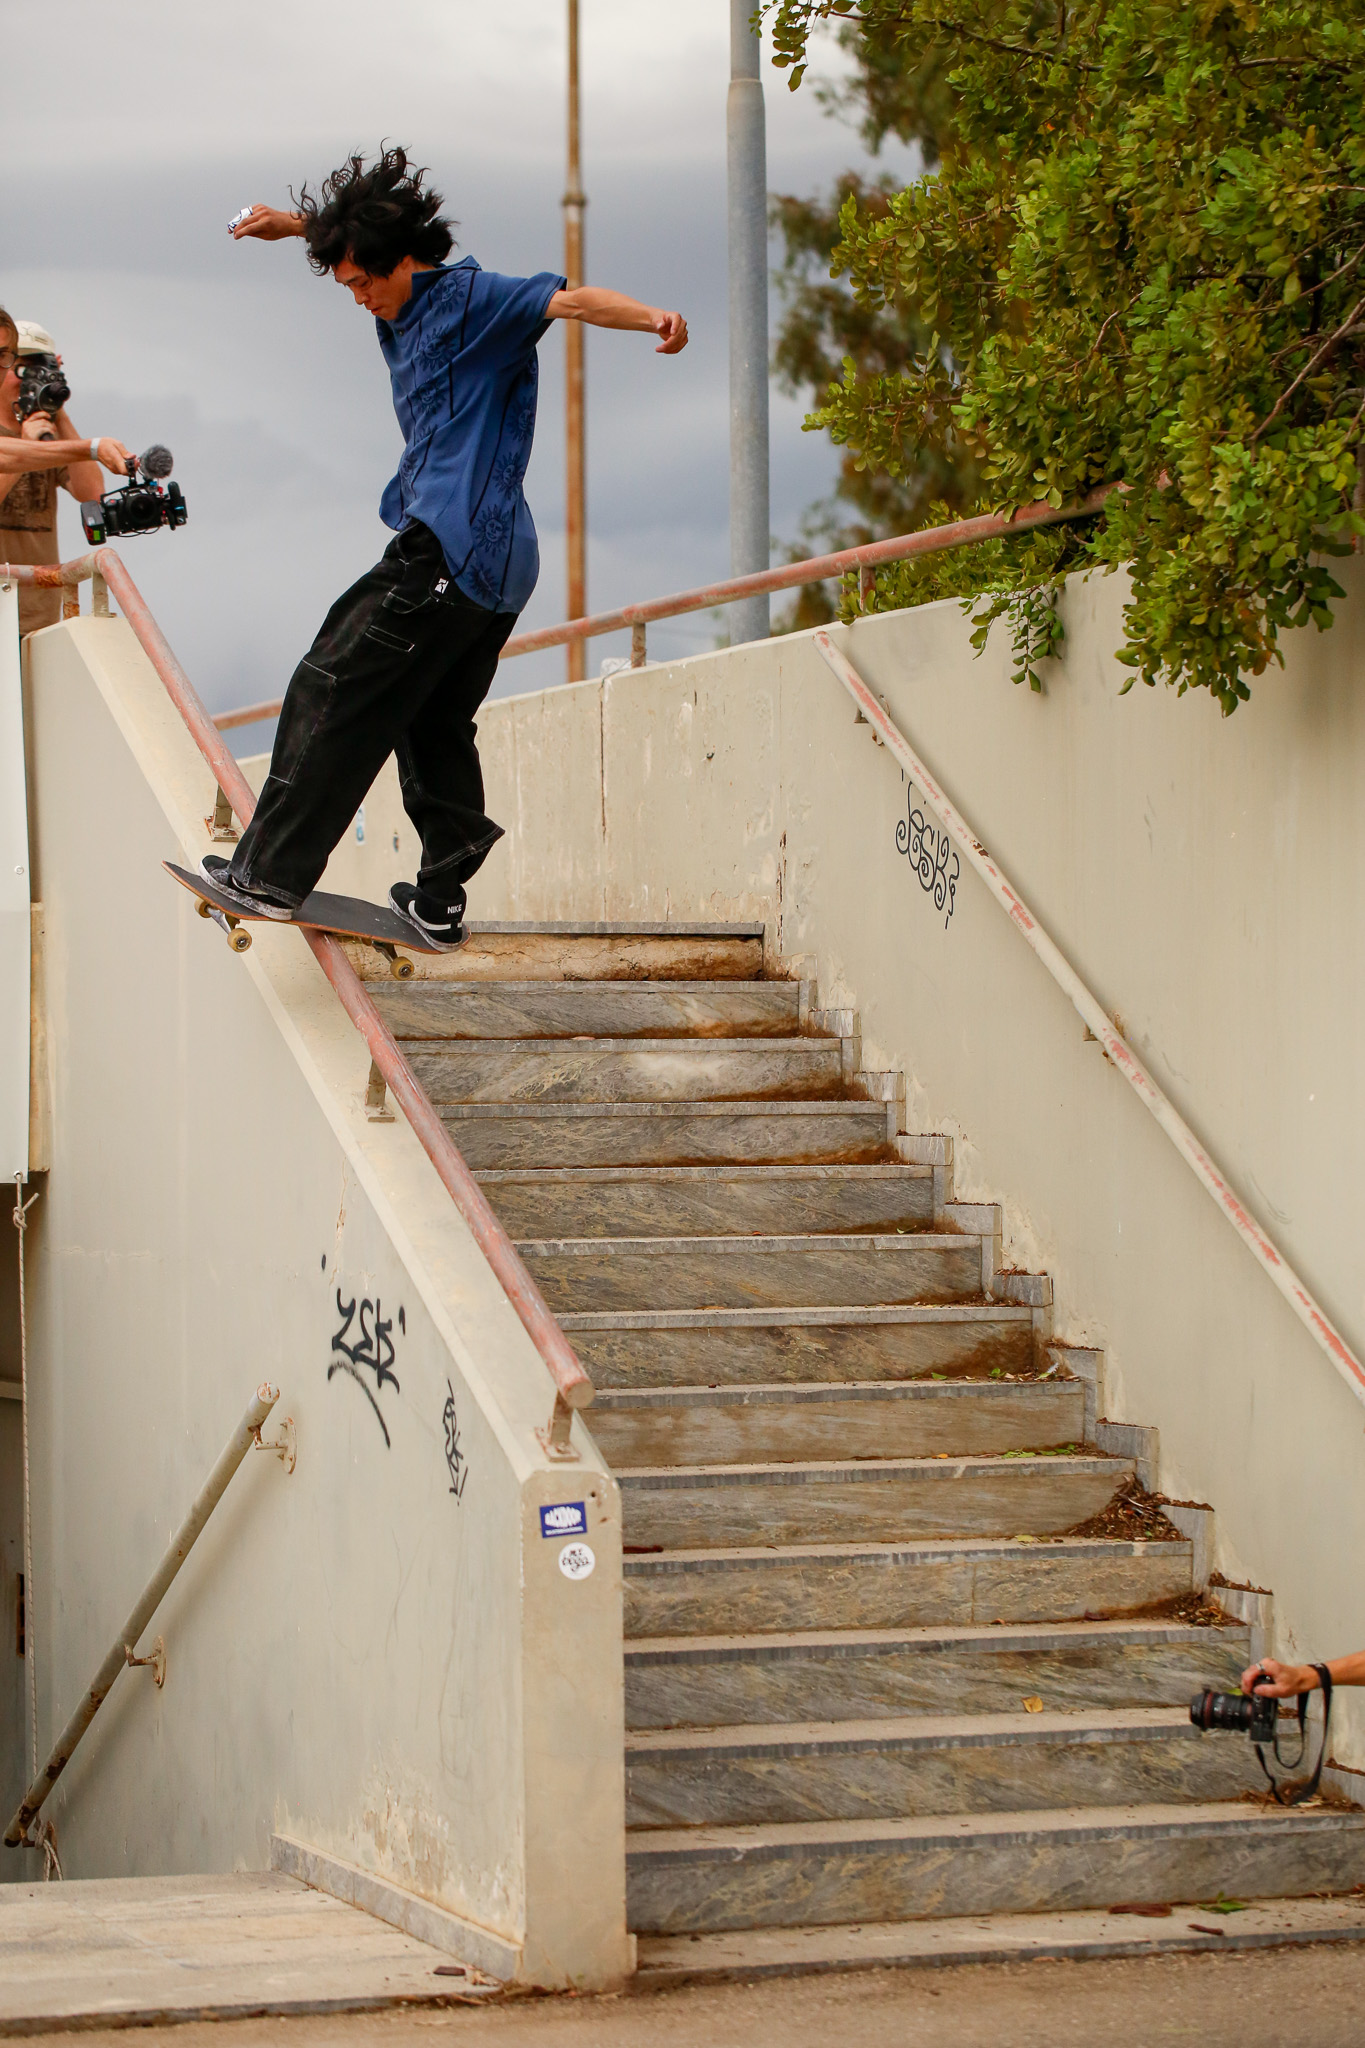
[13,1174,59,1881]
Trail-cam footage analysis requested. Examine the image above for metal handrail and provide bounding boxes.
[5,1383,282,1848]
[2,552,593,1452]
[208,487,1116,730]
[812,628,1365,1410]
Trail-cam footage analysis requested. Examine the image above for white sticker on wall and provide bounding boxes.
[558,1541,595,1581]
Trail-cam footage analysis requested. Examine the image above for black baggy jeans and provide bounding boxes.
[229,522,516,908]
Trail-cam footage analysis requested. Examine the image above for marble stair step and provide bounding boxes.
[591,1377,1086,1468]
[633,1895,1365,1988]
[518,1234,986,1315]
[624,1706,1265,1829]
[370,978,807,1040]
[624,1617,1249,1730]
[623,1534,1193,1639]
[617,1452,1128,1550]
[406,1037,845,1106]
[570,1306,1037,1387]
[344,920,765,984]
[477,1164,935,1241]
[437,1100,896,1169]
[625,1800,1365,1935]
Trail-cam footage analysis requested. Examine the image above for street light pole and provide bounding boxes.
[727,0,770,644]
[564,0,588,683]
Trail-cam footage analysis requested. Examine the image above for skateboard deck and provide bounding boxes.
[164,862,441,975]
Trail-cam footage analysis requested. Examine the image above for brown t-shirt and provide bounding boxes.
[0,418,68,634]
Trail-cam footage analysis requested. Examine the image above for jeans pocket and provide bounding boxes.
[364,621,417,653]
[274,660,335,784]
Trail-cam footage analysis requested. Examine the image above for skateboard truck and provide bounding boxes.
[196,895,252,952]
[370,940,415,980]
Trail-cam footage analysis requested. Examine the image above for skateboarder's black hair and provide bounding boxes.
[298,146,455,280]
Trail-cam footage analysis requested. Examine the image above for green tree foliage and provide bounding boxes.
[769,24,976,627]
[764,0,1365,711]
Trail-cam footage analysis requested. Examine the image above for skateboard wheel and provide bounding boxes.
[228,928,252,953]
[196,897,212,919]
[391,956,415,980]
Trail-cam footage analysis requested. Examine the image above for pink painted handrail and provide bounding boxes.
[209,487,1116,730]
[1,549,593,1450]
[812,627,1365,1409]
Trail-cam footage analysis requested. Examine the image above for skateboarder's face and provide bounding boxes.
[333,255,433,323]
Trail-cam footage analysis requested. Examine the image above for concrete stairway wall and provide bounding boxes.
[11,619,630,1989]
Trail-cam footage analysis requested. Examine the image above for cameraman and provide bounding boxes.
[0,311,132,634]
[1243,1653,1365,1698]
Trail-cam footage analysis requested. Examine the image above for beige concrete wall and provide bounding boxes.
[468,563,1365,1764]
[12,618,627,1990]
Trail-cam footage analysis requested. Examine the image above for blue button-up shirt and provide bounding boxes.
[377,258,564,615]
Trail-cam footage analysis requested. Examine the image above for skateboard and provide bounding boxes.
[164,862,440,977]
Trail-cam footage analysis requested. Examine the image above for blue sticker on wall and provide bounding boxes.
[540,1501,587,1539]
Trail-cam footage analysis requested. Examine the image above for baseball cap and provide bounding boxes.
[14,321,57,357]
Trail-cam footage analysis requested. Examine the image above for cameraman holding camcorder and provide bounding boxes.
[0,308,134,634]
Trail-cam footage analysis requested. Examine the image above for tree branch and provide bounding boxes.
[1254,293,1365,440]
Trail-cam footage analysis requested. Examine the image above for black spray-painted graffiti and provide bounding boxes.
[896,781,960,930]
[329,1289,403,1446]
[442,1380,469,1502]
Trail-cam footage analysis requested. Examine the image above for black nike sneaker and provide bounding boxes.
[199,855,295,920]
[389,880,469,951]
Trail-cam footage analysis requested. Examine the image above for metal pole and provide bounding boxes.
[564,0,588,683]
[727,0,770,645]
[4,1383,280,1848]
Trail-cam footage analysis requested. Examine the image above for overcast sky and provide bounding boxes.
[2,1,914,745]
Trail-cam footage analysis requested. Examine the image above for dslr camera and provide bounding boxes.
[81,445,188,545]
[1189,1685,1277,1744]
[14,352,71,437]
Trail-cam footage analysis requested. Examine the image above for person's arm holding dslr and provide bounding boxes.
[22,402,106,500]
[0,430,130,480]
[1243,1652,1365,1698]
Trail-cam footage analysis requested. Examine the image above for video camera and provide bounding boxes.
[81,446,188,545]
[14,352,71,436]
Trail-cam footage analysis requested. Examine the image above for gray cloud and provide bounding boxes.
[3,2,916,731]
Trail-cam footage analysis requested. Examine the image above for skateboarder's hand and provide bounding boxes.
[652,310,688,355]
[231,205,305,242]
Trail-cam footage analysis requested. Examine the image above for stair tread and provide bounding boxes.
[624,1533,1188,1570]
[633,1895,1365,1982]
[519,1232,975,1255]
[464,920,766,936]
[616,1452,1117,1482]
[625,1706,1202,1755]
[627,1800,1365,1856]
[477,1163,931,1183]
[597,1378,1072,1410]
[416,1035,837,1053]
[626,1616,1243,1660]
[440,1099,885,1118]
[563,1303,1032,1329]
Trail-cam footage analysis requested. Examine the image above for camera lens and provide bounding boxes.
[1189,1688,1254,1733]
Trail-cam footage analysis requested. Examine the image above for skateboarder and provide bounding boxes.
[207,146,688,948]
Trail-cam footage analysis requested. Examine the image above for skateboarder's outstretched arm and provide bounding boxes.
[545,287,687,355]
[231,205,688,353]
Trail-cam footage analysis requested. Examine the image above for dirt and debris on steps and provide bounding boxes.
[1065,1472,1187,1544]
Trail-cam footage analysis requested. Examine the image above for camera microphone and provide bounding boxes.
[139,444,174,480]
